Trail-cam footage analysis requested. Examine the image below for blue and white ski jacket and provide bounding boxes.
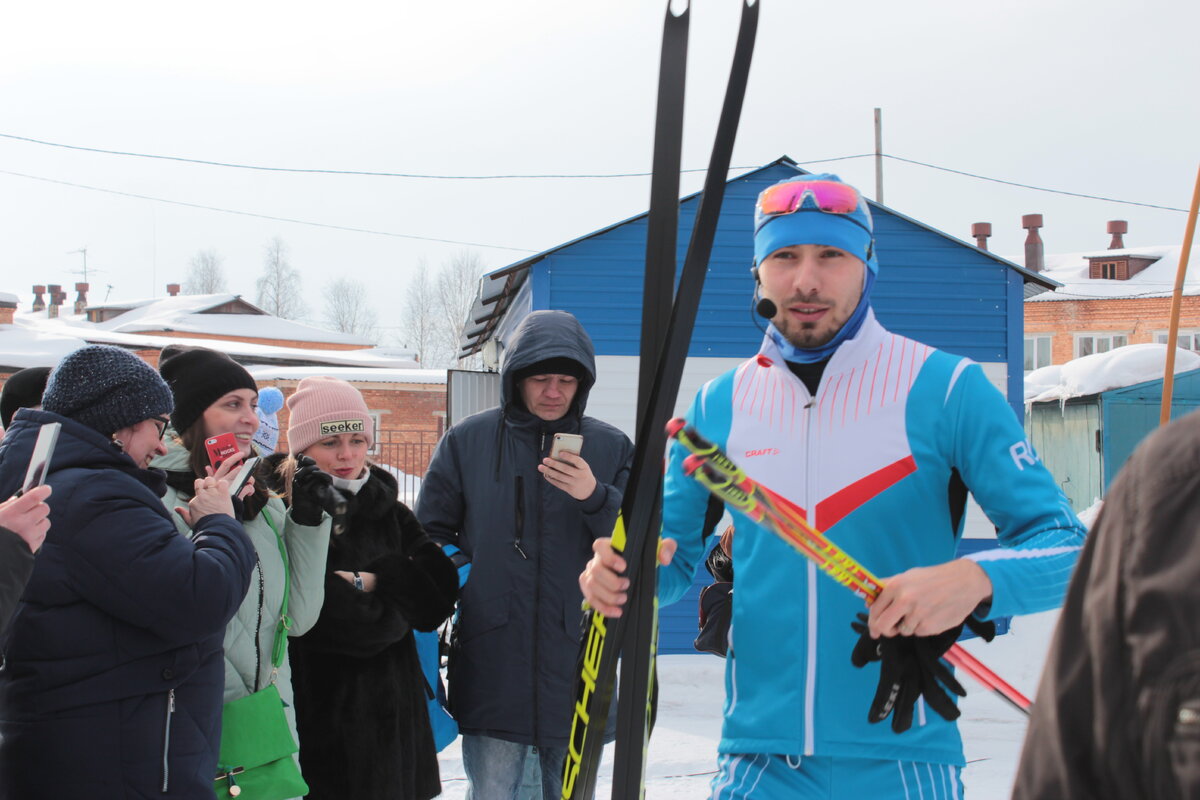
[658,313,1085,766]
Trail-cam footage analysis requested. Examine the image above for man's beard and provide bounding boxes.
[772,294,846,350]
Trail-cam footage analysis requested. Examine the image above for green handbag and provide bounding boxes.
[215,509,309,800]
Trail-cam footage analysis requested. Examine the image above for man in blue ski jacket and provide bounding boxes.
[580,174,1086,798]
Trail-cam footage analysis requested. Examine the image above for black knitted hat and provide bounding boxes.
[41,346,173,437]
[511,356,587,385]
[1,366,51,429]
[157,345,258,434]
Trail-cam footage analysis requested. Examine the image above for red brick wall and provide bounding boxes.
[1025,295,1200,364]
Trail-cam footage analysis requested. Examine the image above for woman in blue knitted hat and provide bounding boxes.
[0,344,258,798]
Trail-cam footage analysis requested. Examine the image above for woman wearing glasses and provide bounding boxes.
[0,345,257,798]
[153,345,333,797]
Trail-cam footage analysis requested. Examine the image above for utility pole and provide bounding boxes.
[874,108,884,204]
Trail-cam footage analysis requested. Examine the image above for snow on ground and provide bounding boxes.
[434,611,1061,798]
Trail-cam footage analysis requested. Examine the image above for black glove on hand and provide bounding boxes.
[290,455,344,527]
[849,612,968,733]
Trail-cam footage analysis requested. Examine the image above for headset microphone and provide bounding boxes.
[750,264,777,319]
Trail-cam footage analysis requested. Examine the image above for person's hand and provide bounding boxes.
[579,536,677,618]
[867,559,992,639]
[334,570,376,592]
[538,452,597,501]
[291,455,338,527]
[0,484,52,553]
[176,472,235,528]
[850,612,966,733]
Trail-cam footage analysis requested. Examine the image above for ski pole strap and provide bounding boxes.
[259,508,292,671]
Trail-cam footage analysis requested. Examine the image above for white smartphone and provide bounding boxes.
[228,456,260,497]
[550,433,583,460]
[21,422,62,494]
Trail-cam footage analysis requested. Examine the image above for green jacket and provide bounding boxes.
[154,440,331,745]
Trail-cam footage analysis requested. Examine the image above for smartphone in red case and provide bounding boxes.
[204,432,240,470]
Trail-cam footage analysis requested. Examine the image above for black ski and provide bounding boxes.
[611,1,690,796]
[560,3,759,798]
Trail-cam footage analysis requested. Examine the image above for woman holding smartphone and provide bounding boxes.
[154,345,333,788]
[0,345,256,798]
[265,376,457,799]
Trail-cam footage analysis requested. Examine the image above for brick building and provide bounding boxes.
[1,288,447,485]
[1004,218,1199,372]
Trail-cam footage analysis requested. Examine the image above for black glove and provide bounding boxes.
[849,612,976,733]
[290,455,346,528]
[694,582,733,657]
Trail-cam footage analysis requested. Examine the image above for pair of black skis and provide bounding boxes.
[560,3,759,799]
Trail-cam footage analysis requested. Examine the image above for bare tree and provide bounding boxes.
[255,237,307,320]
[401,261,439,364]
[396,250,486,369]
[436,250,485,369]
[323,278,378,340]
[183,249,227,294]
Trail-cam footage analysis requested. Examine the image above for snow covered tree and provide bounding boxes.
[436,250,485,369]
[183,249,227,294]
[400,261,439,365]
[255,236,307,320]
[323,277,378,340]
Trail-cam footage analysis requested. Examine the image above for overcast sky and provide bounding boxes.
[2,0,1197,343]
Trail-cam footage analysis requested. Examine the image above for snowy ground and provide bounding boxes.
[434,610,1060,799]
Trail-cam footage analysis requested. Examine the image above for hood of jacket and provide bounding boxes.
[500,310,596,420]
[0,408,166,499]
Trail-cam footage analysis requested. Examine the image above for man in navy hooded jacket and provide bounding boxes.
[416,310,634,800]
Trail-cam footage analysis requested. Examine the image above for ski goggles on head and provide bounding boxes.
[754,179,870,232]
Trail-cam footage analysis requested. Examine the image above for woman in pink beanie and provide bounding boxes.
[267,376,458,800]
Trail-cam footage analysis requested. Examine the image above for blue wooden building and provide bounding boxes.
[460,156,1055,653]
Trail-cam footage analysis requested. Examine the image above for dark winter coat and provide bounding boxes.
[1013,409,1200,800]
[0,409,256,799]
[0,525,34,634]
[279,460,458,800]
[415,310,634,747]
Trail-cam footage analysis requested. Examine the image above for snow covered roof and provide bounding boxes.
[0,325,89,370]
[28,292,376,346]
[1024,342,1200,404]
[3,313,421,372]
[1025,245,1195,302]
[0,292,17,306]
[246,365,446,384]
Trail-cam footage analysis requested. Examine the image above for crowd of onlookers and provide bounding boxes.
[0,308,620,800]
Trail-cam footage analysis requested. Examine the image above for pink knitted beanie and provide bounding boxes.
[286,376,374,455]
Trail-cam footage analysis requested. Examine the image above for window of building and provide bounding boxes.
[1075,333,1128,358]
[1154,329,1200,351]
[1096,261,1120,280]
[1024,335,1053,372]
[367,410,383,455]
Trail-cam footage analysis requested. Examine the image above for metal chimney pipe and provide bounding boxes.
[166,283,181,297]
[74,282,89,315]
[1022,214,1045,273]
[31,285,46,313]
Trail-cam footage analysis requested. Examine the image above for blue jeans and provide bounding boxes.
[462,734,570,800]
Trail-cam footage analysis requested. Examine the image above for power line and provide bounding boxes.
[0,169,539,253]
[1,130,1187,213]
[881,154,1188,213]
